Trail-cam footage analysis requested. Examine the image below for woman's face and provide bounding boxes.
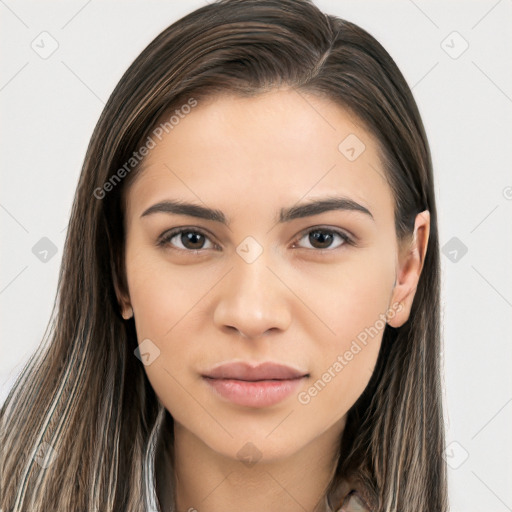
[119,88,425,463]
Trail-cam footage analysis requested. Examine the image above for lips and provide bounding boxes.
[202,361,308,381]
[201,361,309,407]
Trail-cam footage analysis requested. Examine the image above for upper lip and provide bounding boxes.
[202,362,308,381]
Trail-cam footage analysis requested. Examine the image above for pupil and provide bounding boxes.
[183,232,204,249]
[179,231,334,250]
[310,231,332,249]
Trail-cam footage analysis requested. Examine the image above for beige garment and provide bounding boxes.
[319,474,375,512]
[329,490,373,512]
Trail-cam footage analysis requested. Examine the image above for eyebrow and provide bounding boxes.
[140,196,374,224]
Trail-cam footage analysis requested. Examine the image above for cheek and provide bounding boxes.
[292,243,396,341]
[124,247,216,412]
[291,247,395,412]
[296,294,388,424]
[124,257,200,420]
[125,246,211,340]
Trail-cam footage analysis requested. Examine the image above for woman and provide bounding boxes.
[0,0,448,511]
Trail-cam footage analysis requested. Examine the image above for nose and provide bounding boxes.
[213,252,292,340]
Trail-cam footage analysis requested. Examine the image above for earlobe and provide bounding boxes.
[121,306,134,320]
[113,277,133,320]
[118,295,133,320]
[387,210,430,328]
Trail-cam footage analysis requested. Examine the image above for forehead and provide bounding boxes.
[124,88,394,225]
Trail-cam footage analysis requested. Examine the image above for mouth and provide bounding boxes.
[201,361,309,408]
[202,361,309,381]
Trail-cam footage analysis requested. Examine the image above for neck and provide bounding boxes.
[157,416,346,512]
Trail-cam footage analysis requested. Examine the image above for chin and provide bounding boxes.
[204,430,308,464]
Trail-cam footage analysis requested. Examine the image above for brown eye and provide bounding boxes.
[158,228,215,251]
[295,227,352,251]
[179,231,206,250]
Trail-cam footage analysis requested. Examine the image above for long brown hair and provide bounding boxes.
[0,1,448,510]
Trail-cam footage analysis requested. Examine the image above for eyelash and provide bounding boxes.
[156,226,354,253]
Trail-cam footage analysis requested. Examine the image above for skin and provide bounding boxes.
[116,88,429,512]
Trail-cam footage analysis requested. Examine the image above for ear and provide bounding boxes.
[113,269,133,320]
[387,210,430,328]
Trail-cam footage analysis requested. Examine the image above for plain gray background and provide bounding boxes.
[1,1,511,511]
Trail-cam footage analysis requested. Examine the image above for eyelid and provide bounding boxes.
[291,225,354,250]
[157,226,218,249]
[157,225,355,252]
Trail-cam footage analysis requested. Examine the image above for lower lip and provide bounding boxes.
[202,376,306,408]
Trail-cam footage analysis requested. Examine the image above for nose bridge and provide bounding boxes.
[213,239,291,338]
